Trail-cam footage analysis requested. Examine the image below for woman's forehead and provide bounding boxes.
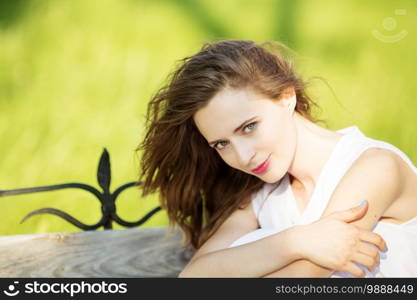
[193,88,274,141]
[196,88,269,119]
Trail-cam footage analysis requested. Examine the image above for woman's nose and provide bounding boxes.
[234,143,255,168]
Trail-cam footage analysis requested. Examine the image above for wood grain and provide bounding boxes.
[0,227,194,278]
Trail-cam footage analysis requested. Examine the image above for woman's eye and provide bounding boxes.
[214,122,257,150]
[243,122,257,133]
[215,141,228,150]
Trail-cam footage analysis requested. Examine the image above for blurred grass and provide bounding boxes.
[0,0,415,236]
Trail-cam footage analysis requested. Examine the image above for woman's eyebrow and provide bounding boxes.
[208,116,257,146]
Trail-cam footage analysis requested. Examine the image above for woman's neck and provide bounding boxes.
[287,114,344,195]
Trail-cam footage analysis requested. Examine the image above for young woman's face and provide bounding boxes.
[193,87,297,183]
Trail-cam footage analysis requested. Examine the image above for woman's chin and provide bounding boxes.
[257,170,285,184]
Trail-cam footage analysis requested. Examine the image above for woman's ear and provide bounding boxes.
[289,94,296,113]
[281,87,296,113]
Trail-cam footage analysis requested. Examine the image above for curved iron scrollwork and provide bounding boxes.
[0,148,161,230]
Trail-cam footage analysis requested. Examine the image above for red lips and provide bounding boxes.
[251,155,271,174]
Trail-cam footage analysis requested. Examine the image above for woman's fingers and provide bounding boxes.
[359,230,386,251]
[351,252,378,272]
[342,262,365,278]
[357,243,379,260]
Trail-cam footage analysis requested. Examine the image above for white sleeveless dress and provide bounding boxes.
[228,126,417,277]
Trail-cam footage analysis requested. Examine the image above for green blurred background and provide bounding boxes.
[0,0,416,236]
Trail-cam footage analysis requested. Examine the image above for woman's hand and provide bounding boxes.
[291,200,387,277]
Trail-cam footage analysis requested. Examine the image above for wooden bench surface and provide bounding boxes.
[0,227,194,278]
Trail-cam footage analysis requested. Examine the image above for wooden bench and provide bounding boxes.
[0,227,194,277]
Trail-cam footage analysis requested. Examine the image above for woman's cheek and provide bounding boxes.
[257,125,278,149]
[219,151,239,170]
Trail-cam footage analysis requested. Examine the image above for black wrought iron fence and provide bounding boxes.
[0,148,161,230]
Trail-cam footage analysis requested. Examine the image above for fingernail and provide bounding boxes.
[358,200,367,207]
[383,246,388,253]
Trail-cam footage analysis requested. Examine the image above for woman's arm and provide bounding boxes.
[178,200,303,277]
[178,226,300,277]
[179,202,384,277]
[261,149,401,277]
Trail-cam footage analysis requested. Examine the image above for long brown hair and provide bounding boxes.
[136,40,319,250]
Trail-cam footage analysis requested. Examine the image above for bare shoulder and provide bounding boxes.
[328,148,402,201]
[359,148,417,218]
[345,148,403,190]
[323,148,404,227]
[187,194,259,264]
[351,147,417,193]
[354,148,401,171]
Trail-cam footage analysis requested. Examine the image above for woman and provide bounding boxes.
[136,40,417,277]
